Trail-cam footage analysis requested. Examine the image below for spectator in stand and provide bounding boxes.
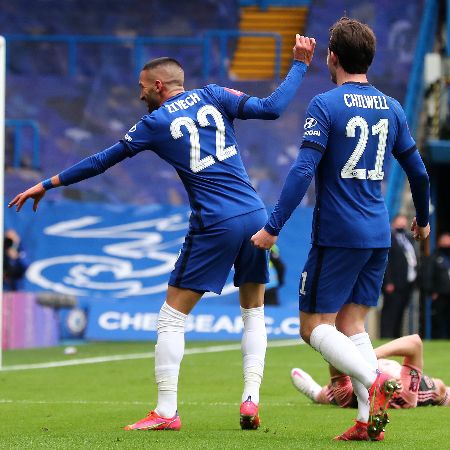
[3,229,28,291]
[422,232,450,339]
[380,215,418,338]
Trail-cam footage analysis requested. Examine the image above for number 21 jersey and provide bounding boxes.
[302,82,416,248]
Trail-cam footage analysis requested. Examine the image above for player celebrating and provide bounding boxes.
[251,18,430,441]
[291,334,450,411]
[9,35,316,431]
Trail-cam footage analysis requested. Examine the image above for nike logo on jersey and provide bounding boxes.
[343,94,389,110]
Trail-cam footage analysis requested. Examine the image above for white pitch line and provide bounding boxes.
[0,399,302,408]
[1,339,303,372]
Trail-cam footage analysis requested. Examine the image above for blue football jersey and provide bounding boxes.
[121,85,265,229]
[301,82,416,248]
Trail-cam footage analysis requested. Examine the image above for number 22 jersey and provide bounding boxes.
[301,82,417,248]
[122,85,265,230]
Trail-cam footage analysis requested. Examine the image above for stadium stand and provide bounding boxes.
[4,0,424,207]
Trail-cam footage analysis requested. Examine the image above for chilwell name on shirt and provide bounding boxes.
[164,93,201,113]
[343,94,389,110]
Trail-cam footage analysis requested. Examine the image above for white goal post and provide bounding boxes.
[0,36,6,369]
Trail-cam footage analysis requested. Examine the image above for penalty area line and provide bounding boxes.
[1,339,303,372]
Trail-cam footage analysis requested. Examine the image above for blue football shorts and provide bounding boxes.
[299,245,389,313]
[169,208,269,294]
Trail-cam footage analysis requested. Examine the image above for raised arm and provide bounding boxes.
[239,35,316,120]
[8,141,129,212]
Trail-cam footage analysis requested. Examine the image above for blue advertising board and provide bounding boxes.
[86,300,300,341]
[5,200,313,341]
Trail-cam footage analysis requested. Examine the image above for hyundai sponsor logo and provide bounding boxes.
[304,117,317,129]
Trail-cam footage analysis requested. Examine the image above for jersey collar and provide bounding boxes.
[342,81,371,86]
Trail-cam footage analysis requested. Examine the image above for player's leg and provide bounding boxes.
[291,367,329,403]
[154,286,202,418]
[299,247,378,388]
[336,248,398,439]
[239,282,266,406]
[238,282,266,429]
[335,304,376,426]
[298,246,393,440]
[300,311,376,387]
[234,209,269,429]
[124,286,201,431]
[125,222,241,430]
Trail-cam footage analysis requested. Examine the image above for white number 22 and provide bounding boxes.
[170,105,237,173]
[341,116,388,180]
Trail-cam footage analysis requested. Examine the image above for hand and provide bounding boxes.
[410,217,430,241]
[293,34,316,66]
[384,283,395,294]
[251,228,277,250]
[8,183,46,212]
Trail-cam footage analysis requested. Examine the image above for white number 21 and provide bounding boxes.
[170,105,237,173]
[341,116,388,180]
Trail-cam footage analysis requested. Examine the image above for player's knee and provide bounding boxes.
[157,302,187,334]
[299,326,312,344]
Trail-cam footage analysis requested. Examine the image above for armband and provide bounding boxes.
[42,178,54,190]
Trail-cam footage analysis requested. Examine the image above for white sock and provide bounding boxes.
[349,332,377,423]
[241,306,267,404]
[309,324,377,389]
[154,302,186,418]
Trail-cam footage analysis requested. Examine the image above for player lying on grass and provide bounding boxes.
[9,36,316,432]
[292,334,450,409]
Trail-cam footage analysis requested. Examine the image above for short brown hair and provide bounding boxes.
[142,57,183,72]
[329,17,376,74]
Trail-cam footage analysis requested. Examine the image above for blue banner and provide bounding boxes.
[5,201,313,307]
[86,300,300,341]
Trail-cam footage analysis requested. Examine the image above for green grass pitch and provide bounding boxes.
[1,339,449,449]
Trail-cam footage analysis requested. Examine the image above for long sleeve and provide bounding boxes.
[238,61,308,120]
[396,149,430,227]
[59,142,130,186]
[264,146,323,236]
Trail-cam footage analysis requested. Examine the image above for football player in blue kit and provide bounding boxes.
[9,35,316,431]
[251,18,430,441]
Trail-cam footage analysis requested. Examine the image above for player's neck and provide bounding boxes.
[162,87,186,104]
[337,72,368,86]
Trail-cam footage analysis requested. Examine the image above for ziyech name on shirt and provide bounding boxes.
[164,93,201,113]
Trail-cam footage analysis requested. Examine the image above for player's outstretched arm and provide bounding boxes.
[9,142,130,212]
[374,334,423,370]
[239,34,316,120]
